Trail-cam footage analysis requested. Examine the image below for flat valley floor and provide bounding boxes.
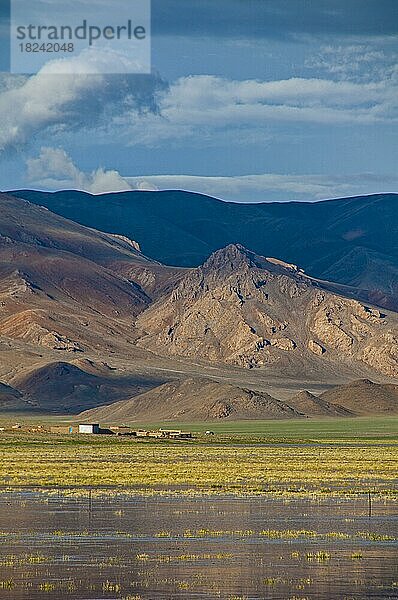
[0,417,397,599]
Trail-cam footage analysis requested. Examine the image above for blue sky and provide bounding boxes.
[0,0,397,201]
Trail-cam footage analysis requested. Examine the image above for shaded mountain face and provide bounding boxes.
[136,244,398,377]
[0,381,29,412]
[0,193,180,355]
[10,360,161,414]
[11,190,398,310]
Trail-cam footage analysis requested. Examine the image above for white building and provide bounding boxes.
[78,424,100,434]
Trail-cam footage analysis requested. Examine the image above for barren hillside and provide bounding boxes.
[319,379,398,415]
[12,190,398,311]
[80,377,398,422]
[80,377,303,422]
[136,244,398,377]
[0,194,397,417]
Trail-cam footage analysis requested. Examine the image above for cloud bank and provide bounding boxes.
[124,74,398,146]
[1,62,396,155]
[126,173,398,202]
[27,147,132,194]
[25,147,398,201]
[0,50,165,153]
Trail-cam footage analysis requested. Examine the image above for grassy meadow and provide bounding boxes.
[0,417,397,497]
[113,415,398,439]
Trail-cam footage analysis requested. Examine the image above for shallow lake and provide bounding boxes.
[0,491,396,599]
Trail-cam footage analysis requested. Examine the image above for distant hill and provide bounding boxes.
[287,390,351,417]
[10,361,157,413]
[80,377,398,422]
[10,190,398,310]
[79,377,303,422]
[319,379,398,415]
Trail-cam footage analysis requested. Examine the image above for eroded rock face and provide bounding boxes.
[311,301,354,353]
[40,331,83,352]
[308,340,325,356]
[107,233,141,253]
[0,310,83,352]
[308,296,397,376]
[137,245,305,367]
[137,244,398,377]
[360,333,398,378]
[270,338,296,351]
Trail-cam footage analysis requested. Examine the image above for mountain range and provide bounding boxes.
[0,190,397,419]
[10,189,398,311]
[80,378,398,423]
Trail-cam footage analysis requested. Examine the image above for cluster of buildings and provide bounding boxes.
[2,422,195,439]
[49,423,193,439]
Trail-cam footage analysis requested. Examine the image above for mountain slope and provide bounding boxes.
[0,382,29,412]
[10,361,157,413]
[10,190,398,309]
[79,377,302,422]
[136,244,398,378]
[319,379,398,415]
[1,194,398,418]
[0,191,180,298]
[287,390,351,417]
[0,193,171,355]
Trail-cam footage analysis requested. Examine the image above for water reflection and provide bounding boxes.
[0,492,396,599]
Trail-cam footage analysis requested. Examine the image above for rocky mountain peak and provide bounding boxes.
[137,241,398,377]
[202,243,258,273]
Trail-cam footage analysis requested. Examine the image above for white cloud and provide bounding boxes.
[25,148,398,200]
[306,43,398,83]
[0,59,104,153]
[0,49,163,154]
[134,180,159,191]
[126,173,398,202]
[39,46,148,75]
[124,74,398,146]
[27,147,132,193]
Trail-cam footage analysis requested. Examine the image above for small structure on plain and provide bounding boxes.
[78,423,100,434]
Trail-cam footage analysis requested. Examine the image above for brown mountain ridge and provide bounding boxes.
[1,193,398,417]
[136,243,398,378]
[80,377,397,423]
[79,378,302,422]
